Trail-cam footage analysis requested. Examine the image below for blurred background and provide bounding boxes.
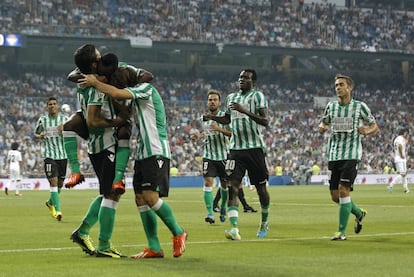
[0,0,413,180]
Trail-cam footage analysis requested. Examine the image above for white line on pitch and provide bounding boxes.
[1,231,414,253]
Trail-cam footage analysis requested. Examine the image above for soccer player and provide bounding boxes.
[63,53,153,195]
[388,128,410,193]
[69,44,130,258]
[213,184,257,214]
[318,74,379,241]
[34,97,68,221]
[78,65,187,259]
[190,89,232,224]
[204,69,270,240]
[6,142,23,196]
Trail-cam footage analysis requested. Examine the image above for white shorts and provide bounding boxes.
[9,167,21,181]
[394,160,407,174]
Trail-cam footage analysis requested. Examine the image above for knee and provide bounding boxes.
[135,193,145,206]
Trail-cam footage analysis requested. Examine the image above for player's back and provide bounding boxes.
[7,150,22,169]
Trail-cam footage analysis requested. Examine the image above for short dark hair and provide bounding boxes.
[208,89,221,101]
[244,68,257,82]
[335,74,354,90]
[47,96,58,104]
[11,142,19,150]
[98,53,118,78]
[74,44,98,74]
[109,67,139,89]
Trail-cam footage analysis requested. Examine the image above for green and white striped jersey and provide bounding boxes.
[77,85,117,154]
[34,113,68,160]
[200,110,229,161]
[225,89,268,152]
[321,99,376,161]
[126,83,171,160]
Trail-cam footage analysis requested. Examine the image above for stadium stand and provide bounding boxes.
[0,0,413,179]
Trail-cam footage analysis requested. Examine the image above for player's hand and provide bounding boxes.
[229,102,245,113]
[209,123,219,131]
[67,68,82,83]
[78,74,98,87]
[203,113,211,121]
[358,126,368,135]
[318,123,329,134]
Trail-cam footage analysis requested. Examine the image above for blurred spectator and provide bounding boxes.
[0,1,413,53]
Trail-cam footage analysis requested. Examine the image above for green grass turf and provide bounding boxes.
[0,184,413,277]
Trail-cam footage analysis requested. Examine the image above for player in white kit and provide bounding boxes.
[6,142,23,196]
[388,128,410,193]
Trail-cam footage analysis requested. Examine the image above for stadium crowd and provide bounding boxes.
[0,0,413,53]
[0,71,413,180]
[1,0,413,181]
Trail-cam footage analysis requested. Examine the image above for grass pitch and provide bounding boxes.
[0,184,413,277]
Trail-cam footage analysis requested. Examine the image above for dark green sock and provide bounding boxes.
[51,191,61,212]
[63,132,80,173]
[351,201,362,218]
[220,188,228,210]
[98,205,116,251]
[114,142,130,183]
[339,201,352,234]
[139,208,161,252]
[203,187,213,215]
[78,195,103,236]
[260,204,270,222]
[154,200,183,236]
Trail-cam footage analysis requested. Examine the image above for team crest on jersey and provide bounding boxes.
[97,91,105,100]
[107,153,115,162]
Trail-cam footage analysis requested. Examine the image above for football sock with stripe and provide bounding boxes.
[78,195,103,235]
[152,199,183,236]
[113,140,130,183]
[139,206,162,252]
[98,199,117,251]
[63,131,81,174]
[339,196,352,234]
[203,186,214,215]
[228,206,239,228]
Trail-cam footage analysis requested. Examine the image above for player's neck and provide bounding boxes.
[210,109,219,115]
[338,95,351,105]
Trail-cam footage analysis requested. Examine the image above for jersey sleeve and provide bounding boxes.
[320,102,332,125]
[360,102,376,125]
[126,83,153,100]
[255,90,268,110]
[34,116,44,135]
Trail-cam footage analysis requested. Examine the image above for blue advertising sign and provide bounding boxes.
[0,34,22,47]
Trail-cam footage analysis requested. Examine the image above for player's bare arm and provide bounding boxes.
[203,112,231,125]
[78,74,132,100]
[86,105,128,128]
[398,144,405,159]
[357,122,379,136]
[210,123,231,137]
